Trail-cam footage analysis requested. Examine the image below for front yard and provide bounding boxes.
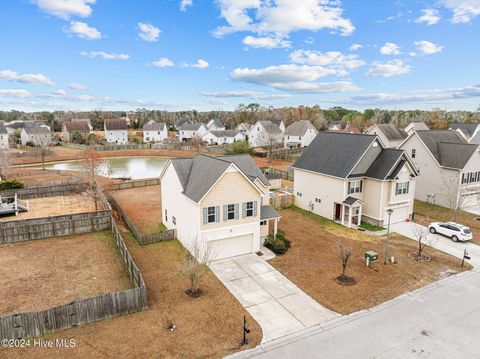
[414,200,480,245]
[269,207,470,314]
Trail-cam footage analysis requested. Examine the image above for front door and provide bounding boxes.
[334,204,341,220]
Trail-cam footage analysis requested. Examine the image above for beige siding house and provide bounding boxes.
[398,130,480,208]
[293,132,418,227]
[364,123,408,148]
[160,154,280,260]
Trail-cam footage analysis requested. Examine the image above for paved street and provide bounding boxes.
[209,253,339,342]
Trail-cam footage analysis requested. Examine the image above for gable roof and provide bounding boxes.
[259,121,282,135]
[293,132,377,178]
[405,122,429,132]
[374,124,408,141]
[206,130,243,138]
[176,118,192,129]
[63,120,91,132]
[104,119,127,131]
[328,121,349,130]
[469,130,480,145]
[0,125,7,134]
[364,149,406,180]
[238,123,251,130]
[272,119,284,128]
[143,120,166,131]
[23,126,50,135]
[169,154,269,203]
[451,123,479,138]
[415,130,477,169]
[208,118,224,128]
[285,120,316,136]
[180,122,205,131]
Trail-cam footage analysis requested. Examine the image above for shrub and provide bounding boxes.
[25,141,35,147]
[0,179,24,190]
[225,141,255,155]
[264,229,291,255]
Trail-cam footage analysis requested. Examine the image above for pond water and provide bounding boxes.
[42,157,168,179]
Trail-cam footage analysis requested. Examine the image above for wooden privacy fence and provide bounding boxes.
[261,167,294,181]
[108,178,160,191]
[0,183,87,200]
[269,147,304,161]
[270,193,294,209]
[64,143,152,151]
[0,218,148,339]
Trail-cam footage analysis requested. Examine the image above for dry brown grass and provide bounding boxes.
[269,207,471,314]
[0,231,132,314]
[110,185,163,234]
[1,225,262,358]
[253,157,293,170]
[414,200,480,245]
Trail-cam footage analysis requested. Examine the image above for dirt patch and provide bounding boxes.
[254,157,293,170]
[110,186,163,234]
[414,200,480,245]
[268,207,471,314]
[0,231,132,314]
[1,193,101,221]
[1,225,262,358]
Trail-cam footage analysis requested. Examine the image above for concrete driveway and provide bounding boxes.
[391,221,480,267]
[209,253,339,342]
[465,205,480,216]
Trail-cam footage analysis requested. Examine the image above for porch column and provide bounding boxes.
[348,206,352,228]
[341,205,345,226]
[357,206,362,226]
[274,218,278,236]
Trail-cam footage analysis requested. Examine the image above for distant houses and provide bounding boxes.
[284,120,317,148]
[236,123,251,134]
[62,119,92,143]
[202,130,245,145]
[207,118,225,131]
[248,120,284,148]
[404,122,429,135]
[364,123,408,148]
[450,123,480,144]
[143,120,168,143]
[328,121,350,132]
[104,119,128,144]
[0,125,9,149]
[20,125,51,146]
[178,123,208,142]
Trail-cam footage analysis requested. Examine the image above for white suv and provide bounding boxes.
[429,222,473,242]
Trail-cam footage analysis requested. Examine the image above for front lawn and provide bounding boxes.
[413,200,480,245]
[269,207,470,314]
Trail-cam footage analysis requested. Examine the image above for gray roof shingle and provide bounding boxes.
[375,124,408,141]
[143,120,166,131]
[364,149,404,180]
[179,122,204,131]
[208,118,224,128]
[64,120,91,132]
[285,120,316,136]
[207,130,242,138]
[343,196,363,206]
[0,125,7,134]
[23,126,50,135]
[259,121,282,135]
[451,123,479,138]
[260,205,280,220]
[104,119,127,131]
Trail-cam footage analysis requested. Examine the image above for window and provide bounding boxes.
[348,180,363,194]
[246,202,254,217]
[395,182,409,195]
[411,149,416,158]
[165,209,168,222]
[172,216,176,225]
[296,192,302,197]
[207,206,216,223]
[315,198,321,203]
[227,204,235,220]
[260,220,267,226]
[299,136,302,140]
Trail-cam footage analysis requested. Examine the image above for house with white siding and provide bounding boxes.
[178,123,208,142]
[364,123,408,148]
[202,130,245,145]
[160,154,280,260]
[284,120,318,148]
[0,125,9,149]
[104,119,128,143]
[20,125,51,146]
[248,120,284,148]
[143,120,168,143]
[404,122,429,135]
[236,123,251,134]
[450,123,480,144]
[207,118,225,131]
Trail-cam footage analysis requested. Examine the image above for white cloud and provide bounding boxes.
[213,0,355,38]
[68,82,87,90]
[414,40,444,55]
[439,0,480,23]
[185,59,209,69]
[289,50,365,71]
[0,69,55,86]
[80,51,130,60]
[180,0,192,11]
[0,89,31,98]
[366,60,412,77]
[272,81,359,93]
[304,37,315,44]
[137,23,161,42]
[380,42,401,55]
[151,58,174,68]
[415,9,441,25]
[243,35,291,49]
[65,21,101,40]
[349,43,363,51]
[32,0,96,20]
[201,91,290,100]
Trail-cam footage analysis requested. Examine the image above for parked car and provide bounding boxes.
[429,222,473,242]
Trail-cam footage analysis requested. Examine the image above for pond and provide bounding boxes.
[42,157,168,180]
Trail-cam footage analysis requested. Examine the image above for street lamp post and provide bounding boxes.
[384,209,393,265]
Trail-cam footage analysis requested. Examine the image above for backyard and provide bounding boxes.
[414,200,480,245]
[1,224,262,358]
[0,231,132,314]
[269,207,471,314]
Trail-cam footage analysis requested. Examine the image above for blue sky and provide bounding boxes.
[0,0,479,112]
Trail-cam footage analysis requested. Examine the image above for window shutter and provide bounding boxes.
[223,205,228,221]
[234,203,239,219]
[360,180,363,193]
[242,203,246,218]
[253,201,257,217]
[203,208,208,224]
[215,206,220,223]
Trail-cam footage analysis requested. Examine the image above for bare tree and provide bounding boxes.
[335,242,354,283]
[444,174,475,221]
[0,149,12,180]
[180,239,215,297]
[33,130,52,170]
[190,135,204,154]
[410,222,436,261]
[78,147,109,211]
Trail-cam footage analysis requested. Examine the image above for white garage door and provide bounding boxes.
[208,234,253,260]
[384,206,410,225]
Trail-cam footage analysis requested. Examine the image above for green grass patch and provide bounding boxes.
[359,221,385,231]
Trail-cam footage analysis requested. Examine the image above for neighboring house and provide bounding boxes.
[175,118,192,130]
[20,126,51,146]
[202,130,245,145]
[293,132,418,227]
[0,125,9,149]
[450,123,480,143]
[5,120,46,135]
[404,122,429,135]
[399,130,480,208]
[143,120,168,143]
[207,118,226,131]
[328,121,349,131]
[236,123,252,134]
[364,123,408,148]
[337,126,361,134]
[62,120,92,143]
[284,120,318,148]
[104,119,128,144]
[272,119,286,133]
[248,120,284,148]
[160,154,280,260]
[178,123,208,142]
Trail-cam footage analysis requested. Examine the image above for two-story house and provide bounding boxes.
[0,125,9,149]
[293,132,418,227]
[398,130,480,208]
[207,118,226,131]
[248,120,284,148]
[62,119,92,143]
[202,130,245,145]
[236,123,252,134]
[404,122,429,135]
[20,125,51,146]
[364,123,408,148]
[143,120,168,143]
[284,120,318,148]
[450,123,480,144]
[178,123,208,142]
[104,119,128,144]
[160,154,280,260]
